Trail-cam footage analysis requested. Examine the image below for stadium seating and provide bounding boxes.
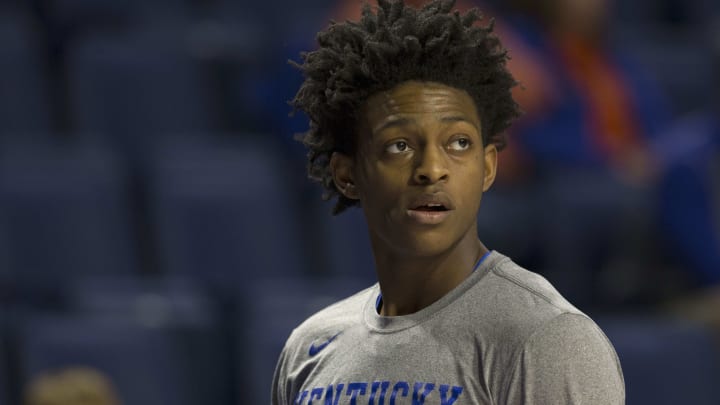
[316,204,376,282]
[18,314,194,405]
[66,31,214,160]
[147,137,307,294]
[598,316,720,405]
[0,8,52,135]
[64,274,231,404]
[0,141,138,303]
[43,0,191,33]
[0,317,8,405]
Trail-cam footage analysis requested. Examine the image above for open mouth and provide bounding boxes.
[406,193,454,224]
[407,205,451,224]
[412,203,448,212]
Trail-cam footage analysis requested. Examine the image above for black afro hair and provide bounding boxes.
[291,0,520,214]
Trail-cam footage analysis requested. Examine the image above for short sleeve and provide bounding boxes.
[501,313,625,405]
[271,345,289,405]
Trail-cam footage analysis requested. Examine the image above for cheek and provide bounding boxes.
[357,166,410,215]
[361,159,411,187]
[454,162,485,207]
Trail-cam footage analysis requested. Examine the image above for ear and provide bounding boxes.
[330,152,360,200]
[482,143,498,192]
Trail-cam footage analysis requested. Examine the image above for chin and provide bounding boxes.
[396,231,458,258]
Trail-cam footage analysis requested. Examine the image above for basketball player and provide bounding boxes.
[272,1,624,403]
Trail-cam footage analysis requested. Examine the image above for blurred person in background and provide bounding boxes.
[24,366,121,405]
[272,1,624,404]
[661,25,720,334]
[483,0,675,309]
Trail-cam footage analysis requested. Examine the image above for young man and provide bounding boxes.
[272,1,625,404]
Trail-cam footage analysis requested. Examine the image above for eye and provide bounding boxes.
[386,140,411,154]
[448,137,471,151]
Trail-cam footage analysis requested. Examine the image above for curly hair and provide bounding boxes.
[291,0,520,214]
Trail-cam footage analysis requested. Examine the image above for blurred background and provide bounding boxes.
[0,0,719,403]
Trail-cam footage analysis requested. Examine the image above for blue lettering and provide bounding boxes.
[299,381,464,405]
[369,381,390,405]
[438,385,463,405]
[295,390,309,405]
[324,384,345,405]
[346,382,368,405]
[308,388,323,404]
[389,381,409,405]
[412,382,435,404]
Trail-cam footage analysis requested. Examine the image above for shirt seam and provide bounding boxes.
[501,311,574,402]
[490,264,564,311]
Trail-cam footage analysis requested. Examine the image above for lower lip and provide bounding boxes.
[406,209,451,225]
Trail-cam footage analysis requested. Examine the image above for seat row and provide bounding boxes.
[1,275,719,405]
[0,136,376,306]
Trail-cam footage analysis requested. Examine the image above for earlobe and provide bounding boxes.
[330,152,360,200]
[482,144,498,192]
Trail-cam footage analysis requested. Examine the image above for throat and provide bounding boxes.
[375,246,489,317]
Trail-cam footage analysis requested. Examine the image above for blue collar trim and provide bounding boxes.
[376,250,493,312]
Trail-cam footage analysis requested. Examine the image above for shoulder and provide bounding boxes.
[272,285,377,404]
[523,312,620,363]
[488,257,581,313]
[502,312,625,403]
[464,254,612,363]
[472,256,585,340]
[282,285,376,359]
[475,256,624,403]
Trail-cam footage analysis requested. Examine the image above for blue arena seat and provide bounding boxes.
[66,275,217,324]
[597,316,720,405]
[148,137,307,293]
[238,276,371,404]
[317,204,376,283]
[0,142,138,301]
[0,316,9,405]
[18,315,195,405]
[64,274,231,404]
[66,32,213,159]
[0,9,52,135]
[44,0,191,33]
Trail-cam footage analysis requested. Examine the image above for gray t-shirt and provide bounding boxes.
[272,251,624,404]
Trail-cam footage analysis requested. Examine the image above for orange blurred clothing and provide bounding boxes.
[554,35,644,160]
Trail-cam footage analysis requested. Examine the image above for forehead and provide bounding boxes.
[361,81,480,128]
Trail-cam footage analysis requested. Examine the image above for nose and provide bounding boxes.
[412,145,449,185]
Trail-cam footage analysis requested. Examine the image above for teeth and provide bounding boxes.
[412,202,446,210]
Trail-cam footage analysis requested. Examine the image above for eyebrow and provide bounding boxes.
[372,115,478,135]
[371,117,412,135]
[440,115,479,130]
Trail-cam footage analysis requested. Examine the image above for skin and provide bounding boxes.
[330,81,498,316]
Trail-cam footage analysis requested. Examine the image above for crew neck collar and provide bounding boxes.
[363,250,505,333]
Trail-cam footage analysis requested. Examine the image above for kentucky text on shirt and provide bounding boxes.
[294,381,464,405]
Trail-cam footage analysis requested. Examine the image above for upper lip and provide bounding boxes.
[408,193,455,210]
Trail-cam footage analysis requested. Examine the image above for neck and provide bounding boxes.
[372,233,488,316]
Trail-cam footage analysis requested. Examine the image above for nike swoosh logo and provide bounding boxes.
[308,332,342,356]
